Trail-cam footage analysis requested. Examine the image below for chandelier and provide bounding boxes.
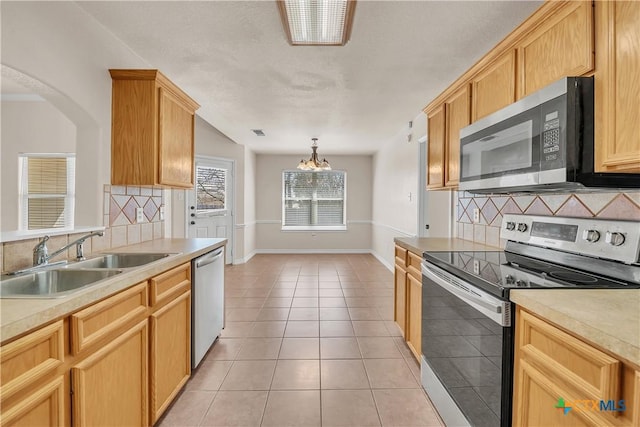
[297,138,331,171]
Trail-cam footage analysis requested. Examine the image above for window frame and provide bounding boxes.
[18,153,75,231]
[194,163,228,217]
[281,169,347,232]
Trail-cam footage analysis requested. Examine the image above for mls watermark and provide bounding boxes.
[555,397,626,415]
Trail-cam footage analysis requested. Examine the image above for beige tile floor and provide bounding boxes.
[159,254,444,427]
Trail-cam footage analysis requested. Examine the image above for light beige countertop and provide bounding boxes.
[511,289,640,368]
[0,238,226,344]
[394,237,501,256]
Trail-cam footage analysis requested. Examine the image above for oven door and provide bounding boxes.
[421,261,513,427]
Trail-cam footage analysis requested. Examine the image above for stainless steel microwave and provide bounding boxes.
[458,76,640,194]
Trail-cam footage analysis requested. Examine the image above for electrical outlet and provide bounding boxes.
[136,207,144,223]
[473,208,480,223]
[473,260,480,275]
[159,206,165,221]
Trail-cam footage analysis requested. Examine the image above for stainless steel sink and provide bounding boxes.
[0,269,122,298]
[71,253,172,269]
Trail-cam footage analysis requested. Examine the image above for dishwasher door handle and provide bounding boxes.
[196,249,223,268]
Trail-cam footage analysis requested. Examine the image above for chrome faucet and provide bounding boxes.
[33,231,105,266]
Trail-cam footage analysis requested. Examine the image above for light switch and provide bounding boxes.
[136,207,144,223]
[159,206,165,221]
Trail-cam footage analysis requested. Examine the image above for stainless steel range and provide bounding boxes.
[420,214,640,427]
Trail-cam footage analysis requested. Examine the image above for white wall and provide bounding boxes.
[242,148,257,262]
[1,2,150,229]
[170,117,252,261]
[254,154,372,252]
[371,119,421,269]
[1,100,77,231]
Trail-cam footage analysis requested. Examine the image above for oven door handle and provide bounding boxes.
[422,262,511,326]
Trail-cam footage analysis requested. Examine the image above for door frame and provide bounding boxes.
[186,155,236,263]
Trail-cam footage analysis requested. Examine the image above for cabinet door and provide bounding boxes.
[150,291,191,424]
[394,264,407,338]
[444,85,471,188]
[426,105,446,189]
[0,375,66,427]
[472,50,516,121]
[513,308,622,427]
[595,1,640,172]
[158,87,195,188]
[72,320,148,427]
[406,272,422,361]
[518,1,594,97]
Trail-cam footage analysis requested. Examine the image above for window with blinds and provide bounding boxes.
[19,155,75,230]
[282,170,346,231]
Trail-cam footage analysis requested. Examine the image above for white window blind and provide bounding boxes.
[19,154,75,230]
[282,170,346,231]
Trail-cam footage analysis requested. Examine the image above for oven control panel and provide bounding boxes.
[501,214,640,264]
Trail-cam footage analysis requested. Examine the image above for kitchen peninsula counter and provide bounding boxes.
[0,238,226,344]
[511,289,640,367]
[394,237,501,256]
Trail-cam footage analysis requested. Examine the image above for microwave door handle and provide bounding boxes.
[422,263,510,326]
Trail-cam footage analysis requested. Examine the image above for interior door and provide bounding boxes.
[187,157,233,264]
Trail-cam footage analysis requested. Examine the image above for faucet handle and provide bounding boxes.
[34,235,50,251]
[33,235,50,266]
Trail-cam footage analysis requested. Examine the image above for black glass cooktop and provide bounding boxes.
[424,249,640,299]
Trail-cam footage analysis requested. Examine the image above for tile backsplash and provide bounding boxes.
[457,190,640,248]
[1,185,165,273]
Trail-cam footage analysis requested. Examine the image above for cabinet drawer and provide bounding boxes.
[0,375,65,426]
[394,245,407,267]
[407,252,422,281]
[71,282,148,355]
[0,321,65,402]
[149,262,191,307]
[517,309,621,404]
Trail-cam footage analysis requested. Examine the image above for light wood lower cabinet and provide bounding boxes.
[394,246,408,338]
[150,290,191,424]
[513,307,639,426]
[0,375,66,427]
[393,244,422,361]
[71,320,148,427]
[0,261,196,427]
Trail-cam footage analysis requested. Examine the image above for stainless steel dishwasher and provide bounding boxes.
[191,247,224,368]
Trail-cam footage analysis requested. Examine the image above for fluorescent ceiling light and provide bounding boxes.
[278,0,356,46]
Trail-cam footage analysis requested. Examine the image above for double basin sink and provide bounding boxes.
[0,253,173,298]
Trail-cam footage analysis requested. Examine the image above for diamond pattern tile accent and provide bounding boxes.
[144,198,158,222]
[501,198,522,215]
[480,200,499,225]
[575,193,618,216]
[524,197,552,216]
[456,191,639,244]
[555,196,593,218]
[597,194,640,220]
[122,197,140,224]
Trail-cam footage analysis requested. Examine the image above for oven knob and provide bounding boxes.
[605,231,625,246]
[582,229,600,243]
[505,275,516,285]
[516,280,527,287]
[506,221,516,231]
[517,223,528,232]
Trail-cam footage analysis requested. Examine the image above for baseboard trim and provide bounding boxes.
[233,251,256,264]
[371,250,394,272]
[253,249,372,255]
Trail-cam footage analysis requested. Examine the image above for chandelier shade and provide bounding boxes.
[297,138,331,170]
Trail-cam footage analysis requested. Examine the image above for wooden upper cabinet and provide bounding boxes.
[595,1,640,172]
[110,70,199,188]
[445,85,471,188]
[472,50,517,121]
[426,105,446,189]
[517,1,594,98]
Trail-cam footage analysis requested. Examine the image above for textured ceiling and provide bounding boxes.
[78,1,542,155]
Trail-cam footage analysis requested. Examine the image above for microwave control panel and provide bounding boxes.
[542,110,561,161]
